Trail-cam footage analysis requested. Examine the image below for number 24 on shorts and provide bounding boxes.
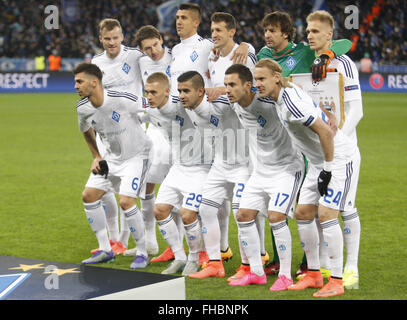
[322,188,342,205]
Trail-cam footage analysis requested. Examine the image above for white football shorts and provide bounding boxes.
[155,164,210,212]
[85,156,150,199]
[239,166,305,219]
[201,163,250,205]
[145,124,172,184]
[298,148,361,212]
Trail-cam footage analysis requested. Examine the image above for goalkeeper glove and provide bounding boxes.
[98,160,109,179]
[317,169,332,196]
[311,50,335,82]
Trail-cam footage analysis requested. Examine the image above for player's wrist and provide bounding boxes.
[323,160,333,172]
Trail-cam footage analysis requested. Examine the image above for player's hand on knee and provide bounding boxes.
[317,169,332,196]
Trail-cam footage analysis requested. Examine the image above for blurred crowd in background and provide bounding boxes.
[1,0,406,67]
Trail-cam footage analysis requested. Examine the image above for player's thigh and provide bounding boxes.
[319,153,360,213]
[117,157,150,199]
[266,169,304,219]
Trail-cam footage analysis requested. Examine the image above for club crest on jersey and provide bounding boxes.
[166,65,171,77]
[257,115,267,128]
[286,56,296,70]
[210,115,219,127]
[112,111,120,123]
[122,62,131,74]
[175,115,184,127]
[190,50,198,62]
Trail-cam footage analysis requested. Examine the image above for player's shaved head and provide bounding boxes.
[73,62,103,81]
[179,2,202,21]
[225,64,253,84]
[177,71,204,89]
[146,72,170,88]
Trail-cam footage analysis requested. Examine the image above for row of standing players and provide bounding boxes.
[75,5,363,298]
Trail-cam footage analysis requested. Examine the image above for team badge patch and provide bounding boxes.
[175,115,184,127]
[122,62,131,74]
[257,115,267,128]
[286,56,296,70]
[190,50,198,62]
[112,111,121,123]
[166,65,171,77]
[210,115,219,127]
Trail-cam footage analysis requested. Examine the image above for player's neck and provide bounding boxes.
[269,86,282,101]
[273,40,289,53]
[188,95,204,110]
[220,41,236,57]
[181,31,197,41]
[316,41,332,55]
[158,96,169,109]
[89,86,104,108]
[239,91,255,108]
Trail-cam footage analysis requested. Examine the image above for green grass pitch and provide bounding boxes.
[0,92,406,300]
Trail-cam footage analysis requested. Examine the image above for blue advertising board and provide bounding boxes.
[0,71,75,93]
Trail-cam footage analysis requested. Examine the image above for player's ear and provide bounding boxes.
[229,28,236,39]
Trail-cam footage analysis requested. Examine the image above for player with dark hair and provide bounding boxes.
[73,63,152,269]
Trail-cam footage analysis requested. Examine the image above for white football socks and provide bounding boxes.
[199,199,222,260]
[101,192,119,242]
[122,205,147,257]
[157,215,186,261]
[141,192,158,246]
[320,218,344,278]
[184,219,202,262]
[218,200,230,252]
[84,200,111,252]
[297,219,320,270]
[238,219,264,276]
[341,209,360,272]
[270,220,292,279]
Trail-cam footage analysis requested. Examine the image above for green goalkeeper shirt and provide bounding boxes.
[256,40,352,76]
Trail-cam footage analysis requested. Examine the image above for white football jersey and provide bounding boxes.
[77,89,151,162]
[139,46,172,85]
[274,83,358,166]
[186,95,249,166]
[140,95,211,166]
[91,45,144,96]
[169,33,213,96]
[208,43,257,87]
[232,92,302,172]
[328,54,363,143]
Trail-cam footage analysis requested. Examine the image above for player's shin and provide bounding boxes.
[320,218,344,279]
[84,200,111,252]
[238,220,264,276]
[297,219,320,270]
[270,220,292,279]
[122,205,147,257]
[184,218,202,262]
[200,201,222,260]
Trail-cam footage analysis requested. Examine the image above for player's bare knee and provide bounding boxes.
[268,211,286,224]
[82,188,103,203]
[146,183,155,195]
[154,204,171,221]
[295,204,316,221]
[180,209,198,225]
[317,206,339,222]
[118,195,137,211]
[236,209,257,222]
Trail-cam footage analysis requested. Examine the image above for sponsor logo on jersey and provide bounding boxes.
[122,62,131,74]
[190,50,198,62]
[112,111,121,123]
[286,56,296,70]
[257,115,267,128]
